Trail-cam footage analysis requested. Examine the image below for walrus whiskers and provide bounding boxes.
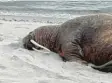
[30,39,51,52]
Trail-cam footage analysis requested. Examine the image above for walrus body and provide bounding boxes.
[23,14,112,72]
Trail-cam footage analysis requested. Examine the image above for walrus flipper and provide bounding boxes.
[92,61,112,72]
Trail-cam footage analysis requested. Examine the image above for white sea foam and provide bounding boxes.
[0,11,80,18]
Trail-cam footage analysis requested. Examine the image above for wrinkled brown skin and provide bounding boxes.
[23,14,112,66]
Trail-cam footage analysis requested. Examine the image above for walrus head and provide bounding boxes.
[23,31,43,50]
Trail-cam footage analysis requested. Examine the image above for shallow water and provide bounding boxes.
[0,1,112,19]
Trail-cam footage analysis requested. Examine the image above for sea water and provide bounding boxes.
[0,0,112,23]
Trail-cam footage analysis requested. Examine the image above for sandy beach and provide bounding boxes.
[0,15,112,83]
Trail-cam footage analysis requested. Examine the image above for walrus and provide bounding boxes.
[23,14,112,72]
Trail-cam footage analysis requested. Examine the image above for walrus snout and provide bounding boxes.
[23,36,33,50]
[22,32,36,50]
[23,41,34,50]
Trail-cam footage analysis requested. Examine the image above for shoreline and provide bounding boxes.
[0,15,69,24]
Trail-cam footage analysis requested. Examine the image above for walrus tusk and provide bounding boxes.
[30,39,51,52]
[32,47,50,54]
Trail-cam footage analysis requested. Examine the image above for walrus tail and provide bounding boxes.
[91,61,112,72]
